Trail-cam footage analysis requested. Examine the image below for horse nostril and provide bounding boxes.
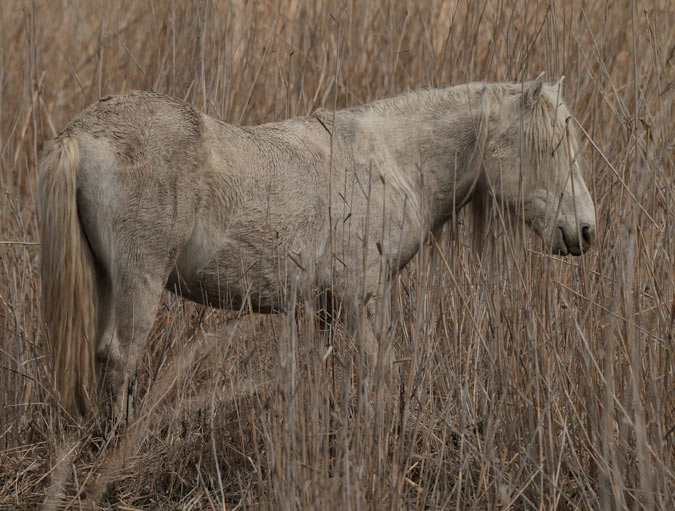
[581,224,594,245]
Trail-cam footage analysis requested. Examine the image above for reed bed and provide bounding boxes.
[0,0,673,509]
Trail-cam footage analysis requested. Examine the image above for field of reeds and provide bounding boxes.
[1,0,673,509]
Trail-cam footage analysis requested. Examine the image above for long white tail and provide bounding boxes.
[38,135,96,414]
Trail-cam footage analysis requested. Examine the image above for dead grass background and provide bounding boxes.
[0,0,673,509]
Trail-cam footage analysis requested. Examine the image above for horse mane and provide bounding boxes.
[337,80,577,255]
[343,83,493,237]
[347,83,488,117]
[525,85,577,188]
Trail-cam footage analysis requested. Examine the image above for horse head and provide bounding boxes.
[481,76,596,256]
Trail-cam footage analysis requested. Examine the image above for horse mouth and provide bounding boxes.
[555,227,584,256]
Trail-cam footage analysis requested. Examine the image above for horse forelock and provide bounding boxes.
[523,85,578,189]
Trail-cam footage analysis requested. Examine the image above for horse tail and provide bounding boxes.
[38,135,96,415]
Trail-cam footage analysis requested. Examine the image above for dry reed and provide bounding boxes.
[0,0,673,509]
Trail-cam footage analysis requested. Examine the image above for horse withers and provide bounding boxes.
[38,76,596,420]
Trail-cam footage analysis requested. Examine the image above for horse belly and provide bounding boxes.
[167,221,283,313]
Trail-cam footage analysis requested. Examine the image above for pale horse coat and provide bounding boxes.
[38,77,596,417]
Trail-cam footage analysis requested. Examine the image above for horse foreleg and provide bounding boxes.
[344,273,395,372]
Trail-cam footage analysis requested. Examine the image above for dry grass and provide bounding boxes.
[1,0,673,509]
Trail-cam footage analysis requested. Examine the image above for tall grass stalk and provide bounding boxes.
[1,1,672,508]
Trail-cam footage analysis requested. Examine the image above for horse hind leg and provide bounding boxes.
[93,265,120,420]
[94,259,168,425]
[88,217,192,425]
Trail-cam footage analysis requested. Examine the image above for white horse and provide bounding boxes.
[38,76,596,419]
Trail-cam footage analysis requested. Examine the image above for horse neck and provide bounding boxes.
[344,90,487,229]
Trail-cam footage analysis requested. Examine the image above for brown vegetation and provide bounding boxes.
[1,0,673,509]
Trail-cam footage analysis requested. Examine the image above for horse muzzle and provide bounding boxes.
[552,222,596,256]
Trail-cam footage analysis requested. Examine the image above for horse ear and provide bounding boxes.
[522,73,545,109]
